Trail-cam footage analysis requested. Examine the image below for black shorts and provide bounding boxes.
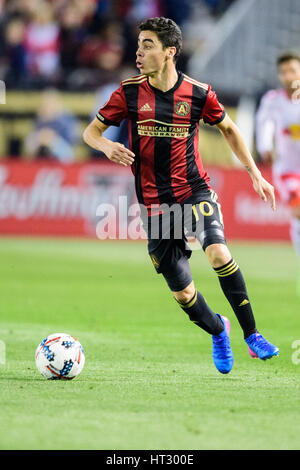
[141,189,226,292]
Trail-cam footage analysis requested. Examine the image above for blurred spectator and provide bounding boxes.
[81,0,115,33]
[2,18,26,86]
[25,89,79,162]
[23,2,60,81]
[164,0,191,26]
[78,21,124,69]
[57,3,89,75]
[125,0,164,24]
[73,20,124,88]
[203,0,236,17]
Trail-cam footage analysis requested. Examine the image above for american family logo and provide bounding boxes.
[136,119,190,138]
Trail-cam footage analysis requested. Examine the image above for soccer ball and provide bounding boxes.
[35,333,85,380]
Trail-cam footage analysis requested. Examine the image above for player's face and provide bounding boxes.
[278,60,300,92]
[136,31,171,75]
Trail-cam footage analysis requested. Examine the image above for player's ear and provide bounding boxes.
[167,46,176,61]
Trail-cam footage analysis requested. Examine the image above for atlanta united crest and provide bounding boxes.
[175,101,190,116]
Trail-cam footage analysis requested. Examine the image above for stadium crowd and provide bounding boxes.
[0,0,236,160]
[0,0,235,90]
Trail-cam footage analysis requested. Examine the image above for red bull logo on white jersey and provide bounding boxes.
[283,123,300,140]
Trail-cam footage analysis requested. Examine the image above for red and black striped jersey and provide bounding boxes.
[96,70,226,209]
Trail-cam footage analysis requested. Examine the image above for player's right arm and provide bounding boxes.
[83,83,135,167]
[83,118,135,167]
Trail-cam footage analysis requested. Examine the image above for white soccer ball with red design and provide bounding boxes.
[35,333,85,380]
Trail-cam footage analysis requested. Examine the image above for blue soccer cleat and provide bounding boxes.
[245,332,279,360]
[212,315,234,374]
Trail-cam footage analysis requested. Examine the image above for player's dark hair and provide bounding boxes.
[277,52,300,67]
[138,17,182,63]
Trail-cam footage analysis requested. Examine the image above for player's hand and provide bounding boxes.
[251,172,276,211]
[106,142,135,167]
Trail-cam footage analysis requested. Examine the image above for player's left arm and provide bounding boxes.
[216,114,276,211]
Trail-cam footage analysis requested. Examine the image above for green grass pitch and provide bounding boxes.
[0,237,299,450]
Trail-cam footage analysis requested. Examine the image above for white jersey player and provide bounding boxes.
[256,53,300,276]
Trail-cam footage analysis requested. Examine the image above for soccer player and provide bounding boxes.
[83,17,279,374]
[256,53,300,292]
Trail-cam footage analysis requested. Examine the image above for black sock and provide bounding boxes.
[214,259,257,339]
[177,290,224,335]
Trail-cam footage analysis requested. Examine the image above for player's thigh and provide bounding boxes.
[187,189,227,252]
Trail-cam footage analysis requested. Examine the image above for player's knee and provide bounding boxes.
[205,243,231,268]
[172,281,195,304]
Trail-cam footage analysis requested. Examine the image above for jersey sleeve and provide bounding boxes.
[96,85,128,127]
[201,86,226,125]
[255,91,275,154]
